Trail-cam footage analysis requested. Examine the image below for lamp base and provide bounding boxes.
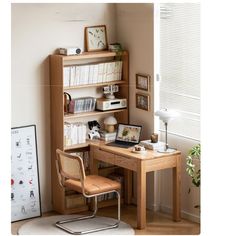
[156,147,177,153]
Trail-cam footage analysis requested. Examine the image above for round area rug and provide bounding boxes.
[18,214,135,235]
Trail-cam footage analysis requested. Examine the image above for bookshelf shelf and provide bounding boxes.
[64,108,127,120]
[50,50,129,214]
[64,80,126,90]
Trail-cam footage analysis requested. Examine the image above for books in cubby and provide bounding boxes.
[70,151,90,171]
[64,122,87,146]
[63,61,123,87]
[68,96,96,114]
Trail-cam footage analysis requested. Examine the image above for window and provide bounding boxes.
[159,3,200,140]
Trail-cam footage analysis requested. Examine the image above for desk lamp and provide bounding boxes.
[155,108,179,153]
[104,116,117,133]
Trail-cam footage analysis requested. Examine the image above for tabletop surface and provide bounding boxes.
[90,140,181,161]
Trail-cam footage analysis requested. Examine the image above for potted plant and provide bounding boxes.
[186,143,200,208]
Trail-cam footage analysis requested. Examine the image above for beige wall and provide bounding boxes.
[116,3,155,209]
[11,3,117,212]
[158,133,200,222]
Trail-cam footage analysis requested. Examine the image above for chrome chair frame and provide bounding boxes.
[55,149,121,235]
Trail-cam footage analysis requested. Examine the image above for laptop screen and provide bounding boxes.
[116,124,142,144]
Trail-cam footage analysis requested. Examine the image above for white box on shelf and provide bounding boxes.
[139,140,165,150]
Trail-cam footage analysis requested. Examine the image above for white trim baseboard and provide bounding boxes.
[159,204,200,223]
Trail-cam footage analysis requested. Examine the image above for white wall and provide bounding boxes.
[116,3,155,209]
[11,3,117,212]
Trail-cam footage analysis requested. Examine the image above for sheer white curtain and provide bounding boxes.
[159,3,200,141]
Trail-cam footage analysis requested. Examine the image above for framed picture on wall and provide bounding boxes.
[11,125,42,222]
[85,25,108,52]
[136,73,150,91]
[136,93,150,111]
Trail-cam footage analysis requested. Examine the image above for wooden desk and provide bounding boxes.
[89,141,181,230]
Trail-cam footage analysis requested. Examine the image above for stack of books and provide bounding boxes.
[100,131,117,142]
[64,122,87,146]
[68,96,96,113]
[63,61,123,87]
[139,140,166,150]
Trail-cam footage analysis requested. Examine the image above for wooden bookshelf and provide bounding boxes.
[50,50,129,214]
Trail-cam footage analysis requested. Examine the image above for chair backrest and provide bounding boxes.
[55,149,86,187]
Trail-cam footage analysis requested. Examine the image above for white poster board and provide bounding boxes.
[11,125,41,222]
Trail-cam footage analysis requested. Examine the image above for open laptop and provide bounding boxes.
[106,123,142,148]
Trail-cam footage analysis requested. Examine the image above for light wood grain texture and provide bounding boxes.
[124,169,133,204]
[50,51,129,214]
[12,205,200,235]
[50,55,65,213]
[64,108,127,120]
[137,160,146,229]
[89,141,182,229]
[173,153,181,221]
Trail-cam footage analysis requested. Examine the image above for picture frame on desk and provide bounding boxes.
[136,73,150,91]
[85,25,108,52]
[136,93,150,111]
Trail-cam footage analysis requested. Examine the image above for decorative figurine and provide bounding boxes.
[88,120,101,140]
[151,133,158,143]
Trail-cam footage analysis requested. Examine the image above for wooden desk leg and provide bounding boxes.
[90,147,98,175]
[124,169,132,204]
[173,154,181,221]
[137,161,146,229]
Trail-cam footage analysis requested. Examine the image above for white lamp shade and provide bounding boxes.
[155,109,179,123]
[104,116,117,125]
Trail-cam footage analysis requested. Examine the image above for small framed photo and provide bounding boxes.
[136,93,150,111]
[85,25,108,52]
[136,73,150,91]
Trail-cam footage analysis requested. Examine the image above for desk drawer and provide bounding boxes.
[115,155,137,171]
[94,148,115,165]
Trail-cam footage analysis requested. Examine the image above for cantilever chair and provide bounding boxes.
[55,149,121,235]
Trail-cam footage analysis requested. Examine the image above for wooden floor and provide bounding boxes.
[11,205,200,235]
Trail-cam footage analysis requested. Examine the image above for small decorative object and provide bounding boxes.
[108,43,122,52]
[104,116,117,133]
[140,140,165,150]
[88,120,101,139]
[11,125,42,222]
[136,73,150,91]
[103,85,119,99]
[154,108,180,153]
[150,133,158,143]
[132,145,146,154]
[134,145,145,152]
[136,93,150,111]
[85,25,108,52]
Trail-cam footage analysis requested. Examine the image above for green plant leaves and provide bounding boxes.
[186,144,201,187]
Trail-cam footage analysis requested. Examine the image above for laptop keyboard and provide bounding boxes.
[106,142,135,148]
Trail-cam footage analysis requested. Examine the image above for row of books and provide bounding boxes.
[68,97,96,114]
[63,61,123,87]
[71,151,90,171]
[64,122,86,146]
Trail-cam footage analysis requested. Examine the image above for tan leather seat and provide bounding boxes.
[64,175,121,195]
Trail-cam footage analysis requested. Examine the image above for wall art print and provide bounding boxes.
[11,125,41,222]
